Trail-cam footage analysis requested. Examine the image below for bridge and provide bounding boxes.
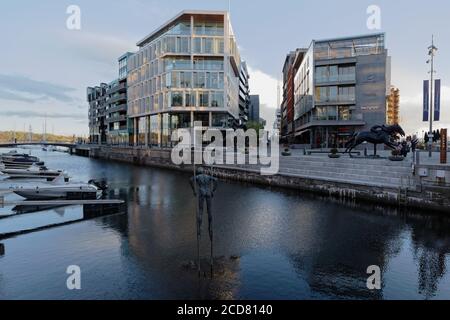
[0,142,77,148]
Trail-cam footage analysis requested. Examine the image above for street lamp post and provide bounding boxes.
[427,35,438,158]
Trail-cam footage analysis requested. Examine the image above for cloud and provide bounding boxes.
[0,74,77,103]
[2,109,86,120]
[60,31,136,67]
[247,66,279,128]
[0,88,37,103]
[399,85,450,135]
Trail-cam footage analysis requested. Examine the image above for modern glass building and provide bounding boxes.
[126,10,242,147]
[290,33,390,148]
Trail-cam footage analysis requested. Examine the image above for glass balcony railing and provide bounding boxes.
[315,74,355,83]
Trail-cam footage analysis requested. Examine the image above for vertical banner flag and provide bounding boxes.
[440,128,447,164]
[434,79,441,121]
[423,80,429,122]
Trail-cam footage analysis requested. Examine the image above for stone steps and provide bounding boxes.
[279,167,412,187]
[221,154,415,188]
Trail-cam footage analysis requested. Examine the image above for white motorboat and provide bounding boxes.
[0,163,66,180]
[11,175,102,200]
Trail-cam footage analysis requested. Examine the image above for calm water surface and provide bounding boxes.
[0,147,450,300]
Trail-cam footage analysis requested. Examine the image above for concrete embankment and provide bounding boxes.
[83,145,450,213]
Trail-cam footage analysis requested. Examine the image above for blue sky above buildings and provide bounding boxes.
[0,0,449,136]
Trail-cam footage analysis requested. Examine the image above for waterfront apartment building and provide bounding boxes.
[386,86,400,125]
[88,53,133,145]
[238,61,250,127]
[105,53,134,145]
[283,33,390,148]
[126,10,242,147]
[87,83,108,144]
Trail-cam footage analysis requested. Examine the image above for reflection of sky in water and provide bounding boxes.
[1,147,450,299]
[0,205,82,235]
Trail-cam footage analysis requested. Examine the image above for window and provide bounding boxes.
[180,71,191,88]
[316,106,327,120]
[327,106,337,120]
[338,106,350,120]
[210,92,223,107]
[215,39,224,54]
[218,73,224,89]
[193,38,202,53]
[329,66,338,82]
[185,92,196,107]
[339,86,355,101]
[194,72,205,88]
[199,92,209,107]
[203,38,213,54]
[177,37,189,53]
[329,86,338,101]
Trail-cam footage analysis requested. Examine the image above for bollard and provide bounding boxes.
[0,243,4,256]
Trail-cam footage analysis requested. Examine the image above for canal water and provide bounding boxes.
[1,147,450,300]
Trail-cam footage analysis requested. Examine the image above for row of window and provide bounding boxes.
[129,35,225,71]
[166,21,225,36]
[314,106,353,121]
[315,86,355,102]
[315,65,356,83]
[128,57,225,87]
[128,71,225,101]
[129,90,225,116]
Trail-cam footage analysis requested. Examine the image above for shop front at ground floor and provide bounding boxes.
[294,125,362,149]
[129,111,233,147]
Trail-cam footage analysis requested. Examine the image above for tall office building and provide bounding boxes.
[287,33,390,148]
[249,94,260,122]
[126,10,242,147]
[386,86,400,125]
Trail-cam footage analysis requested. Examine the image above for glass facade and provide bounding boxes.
[126,11,241,148]
[291,33,388,148]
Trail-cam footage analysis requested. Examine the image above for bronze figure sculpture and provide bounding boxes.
[344,124,406,156]
[190,166,218,276]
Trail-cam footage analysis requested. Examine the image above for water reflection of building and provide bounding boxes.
[286,205,404,299]
[410,216,450,299]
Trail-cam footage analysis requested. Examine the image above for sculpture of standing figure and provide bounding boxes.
[190,166,218,275]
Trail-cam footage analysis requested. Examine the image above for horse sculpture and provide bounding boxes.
[344,124,406,156]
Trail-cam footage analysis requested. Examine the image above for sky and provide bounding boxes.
[0,0,449,137]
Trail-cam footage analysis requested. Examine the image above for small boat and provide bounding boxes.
[11,175,103,200]
[1,153,41,165]
[0,161,45,170]
[0,164,66,180]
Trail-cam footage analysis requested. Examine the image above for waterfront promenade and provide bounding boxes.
[76,144,450,213]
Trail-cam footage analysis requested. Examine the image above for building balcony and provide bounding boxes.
[315,95,355,105]
[106,114,127,123]
[315,74,356,85]
[107,82,127,95]
[107,93,127,104]
[108,103,127,114]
